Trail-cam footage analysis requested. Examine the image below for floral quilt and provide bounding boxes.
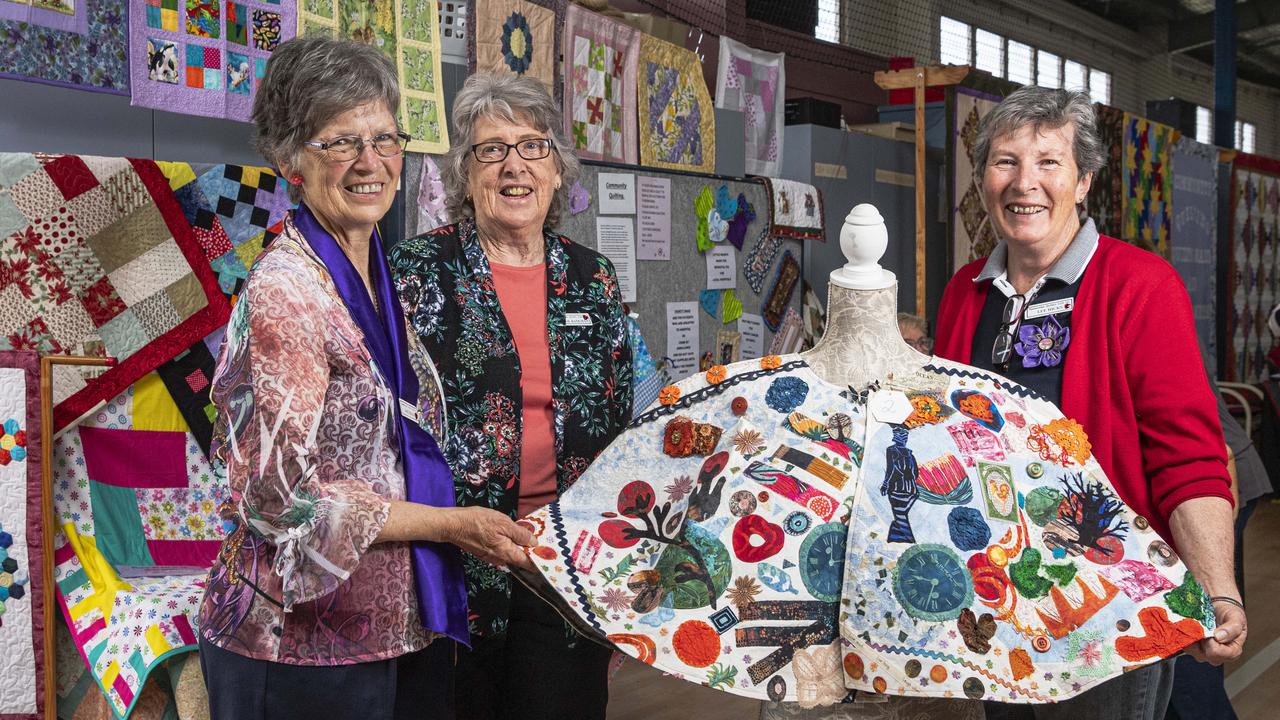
[468,0,563,103]
[637,34,716,174]
[0,0,127,94]
[525,355,1213,705]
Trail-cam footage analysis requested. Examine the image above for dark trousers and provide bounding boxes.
[983,657,1176,720]
[455,581,612,720]
[199,634,455,720]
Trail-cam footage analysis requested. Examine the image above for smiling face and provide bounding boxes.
[466,113,561,243]
[981,122,1092,255]
[282,100,402,241]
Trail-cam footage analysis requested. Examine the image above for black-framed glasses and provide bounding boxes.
[471,138,553,163]
[303,131,411,162]
[991,293,1028,369]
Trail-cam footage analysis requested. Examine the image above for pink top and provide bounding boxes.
[490,261,557,517]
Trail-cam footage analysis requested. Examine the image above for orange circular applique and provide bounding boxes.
[843,653,864,680]
[872,677,887,694]
[658,385,681,406]
[760,355,782,370]
[929,665,948,683]
[705,365,727,385]
[672,620,721,668]
[532,546,557,561]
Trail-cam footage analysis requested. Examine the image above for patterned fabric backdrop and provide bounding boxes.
[0,0,128,93]
[562,3,639,164]
[298,0,449,153]
[715,36,785,178]
[1226,153,1280,382]
[637,34,716,174]
[468,0,564,103]
[1168,138,1219,378]
[127,0,295,121]
[0,351,45,720]
[1087,104,1125,238]
[0,153,231,431]
[950,87,1002,271]
[1122,115,1177,258]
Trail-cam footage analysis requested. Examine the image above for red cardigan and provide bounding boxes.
[935,234,1232,543]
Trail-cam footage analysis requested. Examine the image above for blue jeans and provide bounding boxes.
[983,658,1176,720]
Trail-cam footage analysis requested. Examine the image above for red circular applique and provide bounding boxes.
[672,620,720,668]
[732,514,784,562]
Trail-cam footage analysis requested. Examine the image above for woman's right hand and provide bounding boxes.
[439,506,537,571]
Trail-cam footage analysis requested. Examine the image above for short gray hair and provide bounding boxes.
[897,312,928,336]
[973,86,1105,183]
[442,73,580,228]
[251,36,401,202]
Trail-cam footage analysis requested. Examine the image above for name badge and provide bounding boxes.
[399,398,423,425]
[1024,297,1074,320]
[564,312,593,327]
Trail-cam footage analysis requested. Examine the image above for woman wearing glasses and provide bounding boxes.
[197,37,535,720]
[934,86,1244,720]
[389,73,632,720]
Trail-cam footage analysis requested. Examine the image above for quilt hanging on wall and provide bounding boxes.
[469,0,564,103]
[126,0,295,121]
[52,378,228,719]
[1087,104,1125,238]
[1225,152,1280,383]
[0,153,231,431]
[0,351,46,720]
[637,34,716,174]
[951,87,1002,271]
[299,0,449,153]
[0,0,128,94]
[523,356,1214,705]
[562,3,639,164]
[715,36,784,178]
[1168,138,1218,379]
[1122,115,1176,258]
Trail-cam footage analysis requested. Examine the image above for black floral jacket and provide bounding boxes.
[389,218,633,639]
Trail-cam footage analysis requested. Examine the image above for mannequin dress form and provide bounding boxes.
[763,204,983,720]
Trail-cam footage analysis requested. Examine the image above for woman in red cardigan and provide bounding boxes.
[934,86,1245,720]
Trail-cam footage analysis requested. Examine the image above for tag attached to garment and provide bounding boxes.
[869,391,913,425]
[1023,297,1074,320]
[565,312,593,327]
[399,397,423,425]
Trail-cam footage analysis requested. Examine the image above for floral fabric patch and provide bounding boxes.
[0,0,126,94]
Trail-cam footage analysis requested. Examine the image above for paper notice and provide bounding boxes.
[596,216,637,303]
[598,172,636,214]
[666,301,699,379]
[706,245,736,289]
[636,176,671,260]
[739,313,764,359]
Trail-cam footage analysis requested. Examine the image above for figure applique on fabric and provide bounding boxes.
[522,354,1213,706]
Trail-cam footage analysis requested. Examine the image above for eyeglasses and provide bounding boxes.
[991,293,1028,369]
[471,138,553,163]
[303,132,411,162]
[906,336,933,353]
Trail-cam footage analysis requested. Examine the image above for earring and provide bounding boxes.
[290,175,303,185]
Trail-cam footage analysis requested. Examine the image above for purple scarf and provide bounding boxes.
[295,204,469,645]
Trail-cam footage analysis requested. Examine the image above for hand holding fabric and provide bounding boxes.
[1187,601,1247,665]
[441,506,537,572]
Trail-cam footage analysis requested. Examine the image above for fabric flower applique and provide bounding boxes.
[1015,315,1070,368]
[501,12,535,74]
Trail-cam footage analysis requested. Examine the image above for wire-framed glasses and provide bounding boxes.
[991,293,1028,369]
[303,132,412,162]
[471,138,553,163]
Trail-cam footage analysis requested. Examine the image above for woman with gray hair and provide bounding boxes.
[196,36,534,720]
[935,86,1245,720]
[389,72,632,720]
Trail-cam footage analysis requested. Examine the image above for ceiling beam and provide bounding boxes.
[1168,0,1280,53]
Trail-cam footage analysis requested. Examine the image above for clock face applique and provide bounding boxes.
[799,522,847,602]
[892,544,974,622]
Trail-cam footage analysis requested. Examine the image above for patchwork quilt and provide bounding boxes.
[468,0,564,103]
[299,0,449,153]
[127,0,295,121]
[562,3,639,164]
[1087,104,1125,238]
[715,36,785,178]
[1225,152,1280,383]
[1122,115,1176,258]
[0,153,231,431]
[759,178,823,242]
[0,351,45,720]
[525,355,1214,705]
[950,87,1002,270]
[637,34,716,174]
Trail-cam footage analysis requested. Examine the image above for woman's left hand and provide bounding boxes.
[1187,600,1247,665]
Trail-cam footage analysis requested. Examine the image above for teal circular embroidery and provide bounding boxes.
[892,543,973,622]
[798,522,846,601]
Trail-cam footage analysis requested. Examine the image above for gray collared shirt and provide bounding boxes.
[974,218,1101,301]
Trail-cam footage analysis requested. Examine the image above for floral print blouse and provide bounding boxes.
[198,215,449,665]
[390,218,633,639]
